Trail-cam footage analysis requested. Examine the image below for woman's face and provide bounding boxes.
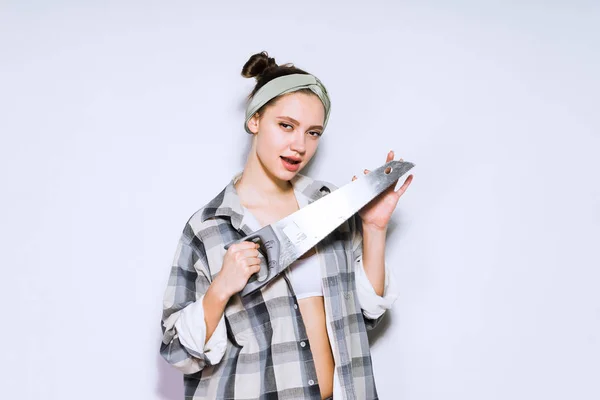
[247,91,325,182]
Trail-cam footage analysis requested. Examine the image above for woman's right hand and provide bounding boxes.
[212,241,262,299]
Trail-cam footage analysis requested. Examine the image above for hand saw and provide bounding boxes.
[225,159,415,296]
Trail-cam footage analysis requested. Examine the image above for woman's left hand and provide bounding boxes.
[352,150,413,231]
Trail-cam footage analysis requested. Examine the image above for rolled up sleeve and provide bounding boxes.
[350,214,401,329]
[174,294,227,365]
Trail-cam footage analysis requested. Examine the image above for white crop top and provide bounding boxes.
[241,208,323,299]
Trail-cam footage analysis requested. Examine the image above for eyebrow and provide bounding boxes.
[276,116,323,131]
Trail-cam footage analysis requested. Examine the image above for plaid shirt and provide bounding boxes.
[160,172,391,399]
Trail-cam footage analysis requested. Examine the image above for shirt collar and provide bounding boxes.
[200,171,334,231]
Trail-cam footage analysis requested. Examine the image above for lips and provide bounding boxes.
[281,156,301,172]
[281,156,301,164]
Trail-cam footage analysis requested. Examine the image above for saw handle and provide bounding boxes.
[224,225,281,296]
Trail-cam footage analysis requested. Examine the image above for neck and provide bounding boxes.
[235,144,294,209]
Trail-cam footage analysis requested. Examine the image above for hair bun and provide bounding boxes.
[241,51,278,79]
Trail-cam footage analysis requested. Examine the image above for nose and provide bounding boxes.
[289,130,306,154]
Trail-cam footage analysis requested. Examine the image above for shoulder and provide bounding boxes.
[179,185,231,241]
[291,172,339,201]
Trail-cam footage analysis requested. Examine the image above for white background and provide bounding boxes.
[1,1,599,399]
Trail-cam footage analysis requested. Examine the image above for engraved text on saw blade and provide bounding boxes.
[282,221,308,247]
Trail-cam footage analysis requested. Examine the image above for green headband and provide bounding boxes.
[244,73,331,134]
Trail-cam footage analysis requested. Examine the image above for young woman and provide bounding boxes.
[160,51,413,400]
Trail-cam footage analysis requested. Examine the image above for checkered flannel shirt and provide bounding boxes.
[160,172,390,399]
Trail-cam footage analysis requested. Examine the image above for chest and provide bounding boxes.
[201,218,358,370]
[241,196,299,228]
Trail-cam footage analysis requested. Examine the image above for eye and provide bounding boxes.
[308,131,323,138]
[279,122,293,130]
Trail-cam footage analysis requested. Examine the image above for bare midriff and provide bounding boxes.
[238,190,335,398]
[298,295,335,399]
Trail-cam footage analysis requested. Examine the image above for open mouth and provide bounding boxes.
[281,156,301,165]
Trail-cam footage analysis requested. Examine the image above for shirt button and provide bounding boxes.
[308,379,315,385]
[293,304,298,310]
[300,341,306,348]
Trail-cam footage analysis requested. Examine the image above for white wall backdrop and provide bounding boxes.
[1,1,598,399]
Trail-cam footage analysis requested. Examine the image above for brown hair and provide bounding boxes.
[241,51,314,113]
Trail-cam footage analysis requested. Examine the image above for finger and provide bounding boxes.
[239,249,260,259]
[231,241,260,252]
[248,262,262,274]
[244,257,261,267]
[363,169,370,175]
[395,174,413,196]
[352,175,357,181]
[387,150,394,162]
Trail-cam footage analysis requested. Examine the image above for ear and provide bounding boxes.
[247,113,260,134]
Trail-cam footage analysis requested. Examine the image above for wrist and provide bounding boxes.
[362,221,388,235]
[207,277,232,305]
